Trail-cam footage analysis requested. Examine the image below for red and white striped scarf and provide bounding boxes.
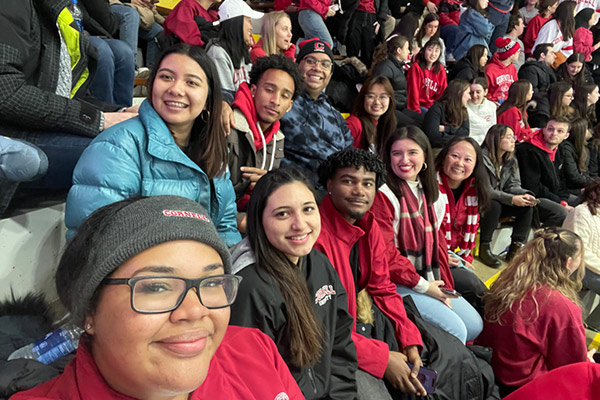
[437,171,479,260]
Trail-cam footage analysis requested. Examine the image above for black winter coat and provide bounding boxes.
[558,141,595,192]
[372,55,408,110]
[518,61,556,128]
[230,245,358,400]
[448,57,484,82]
[515,142,567,202]
[423,102,470,148]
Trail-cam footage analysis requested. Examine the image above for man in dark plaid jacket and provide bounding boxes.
[0,0,137,214]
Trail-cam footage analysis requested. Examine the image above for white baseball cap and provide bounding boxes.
[218,0,264,22]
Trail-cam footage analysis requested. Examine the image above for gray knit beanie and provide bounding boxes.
[57,195,232,327]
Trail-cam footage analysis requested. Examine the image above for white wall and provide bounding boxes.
[0,203,66,307]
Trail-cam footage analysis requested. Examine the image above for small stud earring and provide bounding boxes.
[85,323,92,331]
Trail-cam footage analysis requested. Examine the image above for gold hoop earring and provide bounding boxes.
[200,109,210,123]
[422,162,428,171]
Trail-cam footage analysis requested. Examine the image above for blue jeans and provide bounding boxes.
[487,6,511,53]
[110,4,163,68]
[397,285,483,344]
[298,9,333,48]
[0,137,48,182]
[0,129,92,215]
[87,36,135,106]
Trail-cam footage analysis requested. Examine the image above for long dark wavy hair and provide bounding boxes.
[481,124,516,175]
[246,168,324,367]
[415,13,440,45]
[147,43,227,179]
[438,79,470,127]
[572,83,598,126]
[435,136,491,212]
[497,80,532,127]
[548,81,574,119]
[352,76,397,153]
[557,53,587,87]
[382,126,439,205]
[465,44,488,77]
[554,1,577,41]
[566,117,590,172]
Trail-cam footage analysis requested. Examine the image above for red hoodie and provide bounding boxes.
[497,107,532,142]
[406,62,448,113]
[163,0,218,47]
[485,53,518,103]
[10,326,304,400]
[527,128,558,161]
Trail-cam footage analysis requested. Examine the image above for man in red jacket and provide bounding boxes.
[314,148,426,399]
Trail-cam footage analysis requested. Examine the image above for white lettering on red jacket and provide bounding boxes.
[274,392,290,400]
[424,77,439,94]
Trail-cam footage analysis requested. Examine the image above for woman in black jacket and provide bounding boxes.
[423,79,471,148]
[371,35,424,127]
[229,168,358,400]
[479,124,536,266]
[559,117,596,205]
[448,44,488,82]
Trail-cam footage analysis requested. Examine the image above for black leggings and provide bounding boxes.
[479,199,534,244]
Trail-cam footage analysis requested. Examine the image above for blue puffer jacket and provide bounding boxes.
[451,9,495,61]
[65,100,241,247]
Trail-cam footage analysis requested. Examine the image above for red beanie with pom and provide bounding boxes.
[495,37,521,60]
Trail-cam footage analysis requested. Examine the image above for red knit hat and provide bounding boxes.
[495,37,521,60]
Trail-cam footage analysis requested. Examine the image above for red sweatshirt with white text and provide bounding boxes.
[485,53,518,103]
[406,62,448,113]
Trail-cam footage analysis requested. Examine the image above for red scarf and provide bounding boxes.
[380,182,441,280]
[437,171,479,261]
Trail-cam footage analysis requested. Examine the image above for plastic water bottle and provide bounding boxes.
[69,0,84,32]
[8,324,83,365]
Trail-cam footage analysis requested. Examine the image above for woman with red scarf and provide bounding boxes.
[434,136,490,313]
[372,127,483,344]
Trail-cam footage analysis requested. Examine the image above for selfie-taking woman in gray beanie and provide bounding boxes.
[11,195,303,400]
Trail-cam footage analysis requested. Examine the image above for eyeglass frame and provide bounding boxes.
[102,274,243,314]
[302,56,333,69]
[365,93,392,102]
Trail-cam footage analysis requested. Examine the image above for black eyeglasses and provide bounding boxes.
[102,275,243,313]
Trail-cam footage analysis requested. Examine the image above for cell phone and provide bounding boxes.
[593,352,600,363]
[407,362,437,394]
[440,287,461,297]
[532,198,541,205]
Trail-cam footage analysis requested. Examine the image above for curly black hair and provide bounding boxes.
[249,54,304,100]
[317,148,386,189]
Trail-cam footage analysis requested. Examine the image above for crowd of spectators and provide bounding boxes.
[3,0,600,398]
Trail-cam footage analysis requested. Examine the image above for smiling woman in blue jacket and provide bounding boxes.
[65,44,242,247]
